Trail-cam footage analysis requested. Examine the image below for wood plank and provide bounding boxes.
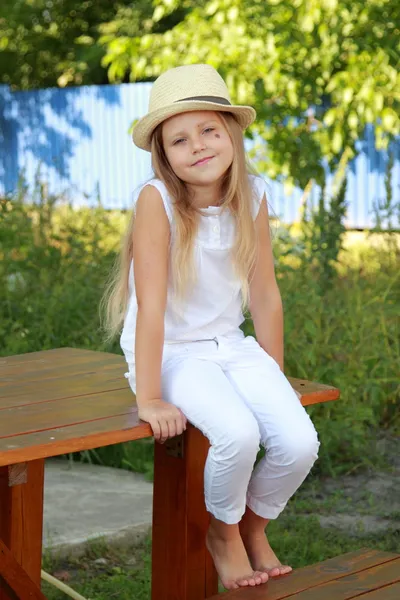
[0,347,104,376]
[291,558,400,599]
[0,412,152,467]
[0,539,47,600]
[0,353,124,388]
[0,378,341,445]
[0,388,137,439]
[287,377,340,405]
[0,350,339,406]
[206,549,400,599]
[0,460,45,600]
[0,374,338,467]
[0,358,124,393]
[186,427,218,599]
[1,350,340,414]
[0,347,86,365]
[8,463,27,486]
[359,582,400,599]
[0,373,338,413]
[0,369,126,408]
[0,347,120,367]
[152,424,218,600]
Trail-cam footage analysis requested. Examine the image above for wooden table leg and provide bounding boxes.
[152,424,218,600]
[0,459,46,599]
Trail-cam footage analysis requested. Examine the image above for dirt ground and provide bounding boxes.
[298,434,400,537]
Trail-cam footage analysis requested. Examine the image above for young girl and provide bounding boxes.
[103,64,320,591]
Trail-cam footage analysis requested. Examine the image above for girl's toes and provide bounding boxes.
[224,579,240,590]
[281,565,292,575]
[266,565,292,577]
[260,571,269,583]
[254,570,268,585]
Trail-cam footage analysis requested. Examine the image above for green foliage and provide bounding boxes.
[0,174,123,354]
[370,148,400,260]
[100,0,400,189]
[241,248,399,477]
[299,172,348,292]
[282,267,398,475]
[0,0,141,88]
[0,0,195,89]
[1,182,399,479]
[3,0,399,207]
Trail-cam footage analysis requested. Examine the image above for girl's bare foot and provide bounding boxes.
[206,523,269,590]
[240,527,292,577]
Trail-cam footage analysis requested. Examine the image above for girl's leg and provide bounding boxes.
[224,335,320,576]
[238,508,292,577]
[207,515,268,590]
[160,355,268,589]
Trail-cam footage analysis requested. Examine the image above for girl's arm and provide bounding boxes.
[133,185,187,441]
[248,194,285,372]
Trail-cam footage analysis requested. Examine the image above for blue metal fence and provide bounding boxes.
[0,82,399,229]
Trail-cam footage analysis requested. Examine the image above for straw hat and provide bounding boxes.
[132,64,256,151]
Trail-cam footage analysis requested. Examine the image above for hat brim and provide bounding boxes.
[132,100,256,151]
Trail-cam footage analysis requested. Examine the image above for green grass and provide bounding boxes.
[42,536,152,599]
[41,509,399,599]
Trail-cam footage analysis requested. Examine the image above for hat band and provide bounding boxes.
[175,95,231,106]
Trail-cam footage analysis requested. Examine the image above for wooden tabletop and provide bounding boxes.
[0,347,152,467]
[0,346,339,468]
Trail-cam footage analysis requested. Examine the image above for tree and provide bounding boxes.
[100,0,400,190]
[0,0,150,89]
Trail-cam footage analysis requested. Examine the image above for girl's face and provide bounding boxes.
[161,111,234,187]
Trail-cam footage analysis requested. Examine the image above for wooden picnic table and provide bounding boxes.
[0,346,340,599]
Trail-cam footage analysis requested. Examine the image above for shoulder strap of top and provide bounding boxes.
[249,174,268,219]
[133,178,173,223]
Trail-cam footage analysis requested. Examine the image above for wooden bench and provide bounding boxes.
[0,347,339,599]
[207,549,400,599]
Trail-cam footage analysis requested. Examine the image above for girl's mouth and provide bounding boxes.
[192,156,214,167]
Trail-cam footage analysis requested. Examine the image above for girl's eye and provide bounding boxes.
[172,128,214,145]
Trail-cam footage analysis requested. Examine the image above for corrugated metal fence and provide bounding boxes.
[0,82,399,229]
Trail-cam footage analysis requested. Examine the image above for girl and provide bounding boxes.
[103,64,320,591]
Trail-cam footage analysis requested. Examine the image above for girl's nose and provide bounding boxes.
[191,136,206,153]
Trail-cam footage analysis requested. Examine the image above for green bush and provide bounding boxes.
[1,184,398,479]
[0,185,123,354]
[243,254,399,476]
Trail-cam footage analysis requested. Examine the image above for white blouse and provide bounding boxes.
[120,174,268,369]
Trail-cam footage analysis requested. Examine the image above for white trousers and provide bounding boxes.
[127,329,320,525]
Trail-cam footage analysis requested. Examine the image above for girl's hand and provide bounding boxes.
[138,399,187,443]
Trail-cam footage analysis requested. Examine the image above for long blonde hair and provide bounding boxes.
[101,112,262,342]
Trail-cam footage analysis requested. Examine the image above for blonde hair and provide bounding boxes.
[101,112,263,342]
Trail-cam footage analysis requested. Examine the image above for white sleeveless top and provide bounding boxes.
[120,174,268,367]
